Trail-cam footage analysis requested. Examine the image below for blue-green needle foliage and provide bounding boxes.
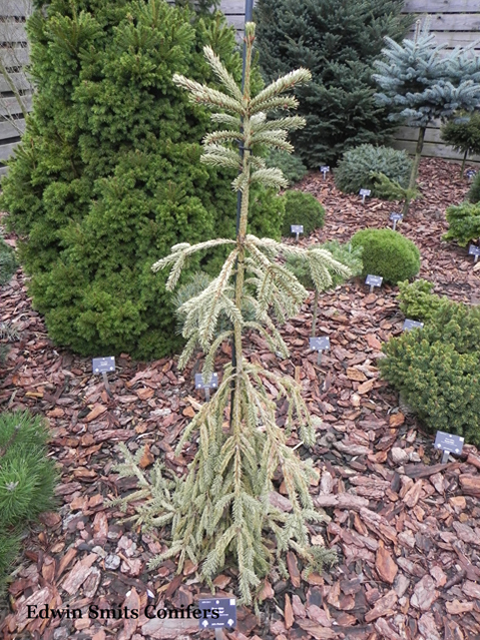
[373,21,480,214]
[0,0,283,359]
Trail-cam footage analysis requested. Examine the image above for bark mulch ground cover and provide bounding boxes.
[1,157,480,640]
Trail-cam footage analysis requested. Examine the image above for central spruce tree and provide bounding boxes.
[1,0,283,359]
[253,0,412,167]
[113,24,351,603]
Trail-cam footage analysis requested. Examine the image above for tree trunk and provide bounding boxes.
[311,290,319,337]
[402,126,426,217]
[461,149,468,175]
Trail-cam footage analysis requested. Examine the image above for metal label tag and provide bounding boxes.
[466,169,477,179]
[403,319,424,331]
[365,274,383,287]
[198,597,236,630]
[359,189,371,197]
[320,165,330,173]
[468,244,480,256]
[92,357,115,374]
[310,336,330,351]
[291,225,304,234]
[195,373,218,389]
[434,431,464,455]
[390,212,403,222]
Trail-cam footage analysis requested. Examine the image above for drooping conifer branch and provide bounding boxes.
[114,22,351,604]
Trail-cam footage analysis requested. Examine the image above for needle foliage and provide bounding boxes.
[113,23,352,604]
[0,0,284,359]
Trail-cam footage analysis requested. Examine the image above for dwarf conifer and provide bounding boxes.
[113,23,353,604]
[441,112,480,174]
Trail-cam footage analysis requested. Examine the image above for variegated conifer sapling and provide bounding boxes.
[112,23,351,604]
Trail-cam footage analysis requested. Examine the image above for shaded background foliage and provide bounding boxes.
[253,0,412,167]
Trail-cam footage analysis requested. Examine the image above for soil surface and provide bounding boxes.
[1,157,480,640]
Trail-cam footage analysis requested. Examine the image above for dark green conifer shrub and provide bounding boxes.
[265,150,308,186]
[334,144,412,197]
[443,202,480,246]
[397,279,445,322]
[254,0,411,167]
[468,171,480,203]
[281,190,325,237]
[0,235,17,286]
[380,302,480,444]
[0,1,283,360]
[0,530,21,595]
[441,112,480,173]
[0,411,57,593]
[351,228,420,284]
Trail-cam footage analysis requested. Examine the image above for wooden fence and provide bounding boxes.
[2,0,480,170]
[0,0,31,177]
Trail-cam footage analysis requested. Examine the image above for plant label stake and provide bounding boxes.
[198,597,237,636]
[466,169,477,181]
[291,224,303,242]
[195,372,218,401]
[434,431,464,464]
[320,165,330,180]
[389,212,403,231]
[468,244,480,263]
[359,188,371,205]
[365,274,383,293]
[310,336,330,364]
[403,319,424,331]
[92,357,115,396]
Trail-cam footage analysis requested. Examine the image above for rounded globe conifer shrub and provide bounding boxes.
[334,144,412,196]
[351,228,420,284]
[281,190,325,237]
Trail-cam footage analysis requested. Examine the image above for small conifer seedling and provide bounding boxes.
[113,23,351,604]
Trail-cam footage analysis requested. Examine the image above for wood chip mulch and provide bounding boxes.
[1,157,480,640]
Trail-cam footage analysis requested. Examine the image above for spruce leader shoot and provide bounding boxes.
[27,604,220,620]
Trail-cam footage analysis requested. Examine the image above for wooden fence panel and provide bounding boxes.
[403,0,480,14]
[2,0,480,169]
[0,118,25,139]
[0,23,28,44]
[1,2,29,175]
[0,0,31,17]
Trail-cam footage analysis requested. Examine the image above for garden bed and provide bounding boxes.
[1,157,480,640]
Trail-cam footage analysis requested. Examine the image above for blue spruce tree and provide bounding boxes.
[373,21,480,215]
